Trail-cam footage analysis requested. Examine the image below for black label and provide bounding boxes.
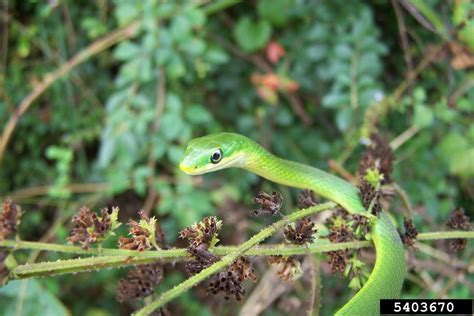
[380,299,473,315]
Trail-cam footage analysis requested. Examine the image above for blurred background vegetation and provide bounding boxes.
[0,0,473,315]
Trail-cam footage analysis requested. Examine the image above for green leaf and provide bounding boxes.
[180,37,206,57]
[167,55,186,79]
[458,20,474,50]
[257,0,293,26]
[409,1,448,38]
[449,148,474,176]
[205,47,229,65]
[167,145,184,165]
[115,3,140,26]
[234,17,271,52]
[184,8,206,27]
[335,107,352,131]
[107,170,130,194]
[171,15,192,41]
[452,0,472,26]
[114,42,141,61]
[160,113,184,141]
[0,280,69,316]
[166,93,182,113]
[185,104,212,124]
[133,165,152,196]
[413,104,434,128]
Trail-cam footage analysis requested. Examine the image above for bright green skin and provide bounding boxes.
[180,132,406,315]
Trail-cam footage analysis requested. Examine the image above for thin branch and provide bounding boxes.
[392,0,413,75]
[61,2,78,53]
[362,43,444,137]
[409,256,474,293]
[448,77,474,108]
[8,182,110,200]
[398,0,438,35]
[390,125,420,151]
[307,255,321,316]
[328,159,358,184]
[0,0,8,78]
[392,182,414,219]
[287,93,312,126]
[0,21,140,162]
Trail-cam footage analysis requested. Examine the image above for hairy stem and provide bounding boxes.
[2,230,473,280]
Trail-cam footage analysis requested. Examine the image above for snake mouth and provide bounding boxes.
[179,162,199,175]
[179,153,245,175]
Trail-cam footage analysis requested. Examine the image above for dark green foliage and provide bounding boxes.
[0,0,472,315]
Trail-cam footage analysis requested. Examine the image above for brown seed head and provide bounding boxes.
[0,198,22,241]
[252,190,283,216]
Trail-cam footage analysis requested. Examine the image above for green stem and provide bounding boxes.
[0,239,173,256]
[3,230,473,280]
[416,231,474,240]
[133,202,337,316]
[10,240,369,279]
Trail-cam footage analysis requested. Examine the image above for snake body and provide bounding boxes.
[180,132,405,314]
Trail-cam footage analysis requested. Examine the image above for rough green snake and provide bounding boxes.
[179,132,406,315]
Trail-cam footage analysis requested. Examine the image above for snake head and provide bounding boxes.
[179,133,247,175]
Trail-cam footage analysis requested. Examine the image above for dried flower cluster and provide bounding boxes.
[252,190,283,216]
[0,198,22,287]
[180,216,222,249]
[185,245,219,275]
[447,208,472,230]
[325,208,350,229]
[358,177,382,215]
[358,133,394,215]
[116,263,163,303]
[359,133,394,184]
[297,189,319,209]
[119,210,163,251]
[0,198,22,241]
[268,256,301,282]
[68,206,118,249]
[351,214,370,238]
[327,223,355,275]
[447,208,472,252]
[400,217,418,248]
[207,256,257,301]
[180,216,222,275]
[284,217,317,244]
[208,269,245,301]
[328,224,355,243]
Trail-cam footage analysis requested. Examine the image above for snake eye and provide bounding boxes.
[210,149,223,164]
